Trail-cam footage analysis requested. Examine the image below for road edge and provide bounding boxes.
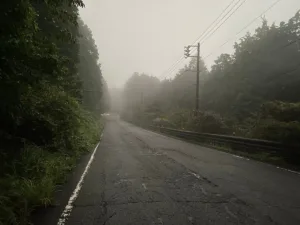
[126,122,300,175]
[57,141,101,225]
[31,135,103,225]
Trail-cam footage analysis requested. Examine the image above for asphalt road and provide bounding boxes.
[66,116,300,225]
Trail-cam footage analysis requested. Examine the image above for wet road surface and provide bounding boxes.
[66,116,300,225]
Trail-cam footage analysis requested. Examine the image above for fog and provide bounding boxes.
[79,0,300,88]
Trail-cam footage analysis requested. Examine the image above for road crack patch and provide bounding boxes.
[102,212,116,225]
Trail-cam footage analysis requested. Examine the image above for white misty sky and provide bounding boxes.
[79,0,300,88]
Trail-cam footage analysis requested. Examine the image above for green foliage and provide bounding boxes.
[200,14,300,118]
[186,111,230,134]
[0,0,107,224]
[260,101,300,123]
[252,119,300,144]
[165,110,191,129]
[0,90,102,225]
[0,145,76,225]
[251,101,300,144]
[78,18,109,113]
[121,11,300,146]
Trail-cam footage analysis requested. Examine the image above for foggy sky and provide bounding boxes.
[79,0,300,88]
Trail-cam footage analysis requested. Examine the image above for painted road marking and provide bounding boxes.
[223,151,300,175]
[200,186,207,195]
[232,155,244,159]
[57,141,101,225]
[142,183,147,190]
[189,172,201,180]
[276,167,300,175]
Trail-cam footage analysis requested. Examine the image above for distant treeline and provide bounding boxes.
[122,11,300,145]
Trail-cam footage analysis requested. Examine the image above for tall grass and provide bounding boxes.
[0,129,102,225]
[0,85,103,225]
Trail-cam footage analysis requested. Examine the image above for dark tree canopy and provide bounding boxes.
[0,1,108,223]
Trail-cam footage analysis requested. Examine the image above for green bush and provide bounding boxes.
[0,145,76,225]
[261,101,300,123]
[250,101,300,144]
[165,110,190,129]
[0,1,105,224]
[252,119,300,144]
[18,84,99,152]
[0,84,102,225]
[185,111,230,134]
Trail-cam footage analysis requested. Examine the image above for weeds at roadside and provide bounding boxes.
[0,115,103,225]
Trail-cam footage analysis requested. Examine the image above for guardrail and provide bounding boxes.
[149,126,299,155]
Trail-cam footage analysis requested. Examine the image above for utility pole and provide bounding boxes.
[196,42,200,111]
[184,42,200,112]
[140,91,144,111]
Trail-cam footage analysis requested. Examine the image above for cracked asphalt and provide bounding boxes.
[66,115,300,225]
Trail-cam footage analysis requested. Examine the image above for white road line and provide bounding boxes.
[232,155,244,159]
[57,141,101,225]
[158,218,163,224]
[200,186,207,196]
[142,183,147,190]
[222,151,300,175]
[276,167,300,175]
[189,172,201,180]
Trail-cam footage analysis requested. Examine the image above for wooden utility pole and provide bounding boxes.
[140,91,144,111]
[196,42,200,111]
[184,42,200,112]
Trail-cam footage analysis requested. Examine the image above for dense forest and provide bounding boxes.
[122,11,300,145]
[0,0,108,224]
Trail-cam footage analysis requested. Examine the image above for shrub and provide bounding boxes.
[0,145,77,225]
[250,101,300,144]
[166,110,190,129]
[261,101,300,122]
[252,119,300,144]
[186,111,230,134]
[0,84,102,225]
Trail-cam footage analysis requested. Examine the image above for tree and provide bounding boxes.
[78,18,105,114]
[0,1,108,223]
[122,11,300,143]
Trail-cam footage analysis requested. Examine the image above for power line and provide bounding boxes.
[188,0,247,60]
[201,0,247,44]
[284,38,300,49]
[158,0,243,80]
[203,0,282,60]
[167,32,300,83]
[159,48,300,111]
[158,56,184,79]
[190,0,237,45]
[204,29,297,60]
[207,39,300,82]
[161,57,185,79]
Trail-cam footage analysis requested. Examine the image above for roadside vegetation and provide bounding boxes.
[121,12,300,162]
[0,1,109,224]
